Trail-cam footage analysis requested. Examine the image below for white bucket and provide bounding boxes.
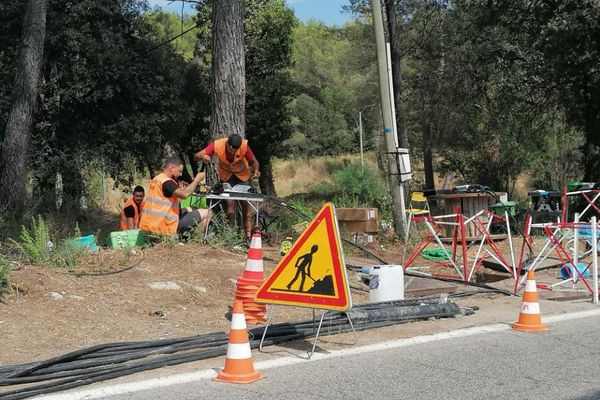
[369,264,404,302]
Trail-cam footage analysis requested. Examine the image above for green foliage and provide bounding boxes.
[530,117,585,189]
[287,198,313,220]
[204,214,245,249]
[0,256,13,295]
[309,162,390,215]
[285,20,380,157]
[144,11,197,60]
[270,198,314,237]
[13,216,85,268]
[16,216,53,265]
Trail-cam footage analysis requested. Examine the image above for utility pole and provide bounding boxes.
[370,0,407,234]
[358,111,364,170]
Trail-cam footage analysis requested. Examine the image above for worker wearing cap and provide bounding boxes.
[195,134,260,244]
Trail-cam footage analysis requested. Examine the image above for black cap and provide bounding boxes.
[227,134,242,149]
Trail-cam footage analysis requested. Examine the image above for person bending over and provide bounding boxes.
[195,134,260,244]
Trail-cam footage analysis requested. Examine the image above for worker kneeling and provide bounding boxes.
[139,158,210,238]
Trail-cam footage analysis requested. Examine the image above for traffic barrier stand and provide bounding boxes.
[517,217,598,298]
[512,270,548,332]
[235,230,267,323]
[214,299,265,384]
[402,206,517,284]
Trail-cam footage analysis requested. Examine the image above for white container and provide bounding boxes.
[369,264,404,302]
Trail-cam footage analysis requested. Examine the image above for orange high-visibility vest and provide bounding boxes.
[214,138,250,181]
[120,198,143,231]
[139,173,179,235]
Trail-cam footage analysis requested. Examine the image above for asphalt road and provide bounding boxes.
[51,311,600,400]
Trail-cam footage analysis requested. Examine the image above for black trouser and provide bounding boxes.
[177,209,200,234]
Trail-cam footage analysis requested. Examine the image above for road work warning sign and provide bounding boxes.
[255,203,351,311]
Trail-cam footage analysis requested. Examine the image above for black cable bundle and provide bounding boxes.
[0,298,464,400]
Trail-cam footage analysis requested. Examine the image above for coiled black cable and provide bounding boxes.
[0,299,463,399]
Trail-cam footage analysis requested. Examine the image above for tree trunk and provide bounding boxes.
[583,140,600,182]
[0,0,48,216]
[384,0,408,149]
[422,108,435,189]
[187,149,199,177]
[210,0,245,139]
[258,160,276,196]
[179,152,193,182]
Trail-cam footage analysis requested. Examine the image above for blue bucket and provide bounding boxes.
[560,263,590,280]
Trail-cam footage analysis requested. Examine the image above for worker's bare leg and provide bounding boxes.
[198,208,211,229]
[242,201,253,239]
[225,199,235,224]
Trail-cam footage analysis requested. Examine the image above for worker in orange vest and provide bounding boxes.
[195,134,260,245]
[139,158,209,237]
[120,186,145,230]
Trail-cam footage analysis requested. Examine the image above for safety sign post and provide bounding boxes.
[255,203,355,358]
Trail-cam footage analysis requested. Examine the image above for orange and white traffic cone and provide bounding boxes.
[512,270,548,332]
[214,300,265,384]
[238,231,264,284]
[235,230,267,324]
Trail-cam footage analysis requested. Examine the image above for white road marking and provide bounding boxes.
[33,308,600,400]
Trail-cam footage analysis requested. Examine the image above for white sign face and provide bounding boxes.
[396,147,412,182]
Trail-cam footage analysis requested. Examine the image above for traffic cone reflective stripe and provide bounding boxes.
[512,270,548,332]
[240,233,264,281]
[215,300,264,384]
[524,278,537,294]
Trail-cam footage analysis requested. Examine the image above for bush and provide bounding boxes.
[310,162,390,209]
[0,256,12,295]
[16,216,53,265]
[203,213,245,249]
[13,216,85,268]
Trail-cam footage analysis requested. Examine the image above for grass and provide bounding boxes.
[273,153,377,197]
[202,213,246,249]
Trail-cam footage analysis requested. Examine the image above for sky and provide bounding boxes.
[146,0,353,26]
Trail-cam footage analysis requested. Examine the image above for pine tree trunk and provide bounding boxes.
[258,160,276,196]
[210,0,245,139]
[422,109,435,189]
[0,0,48,216]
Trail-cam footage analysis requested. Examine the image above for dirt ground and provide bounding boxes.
[0,242,371,366]
[0,236,596,369]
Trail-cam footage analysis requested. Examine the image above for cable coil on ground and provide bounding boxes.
[0,298,467,400]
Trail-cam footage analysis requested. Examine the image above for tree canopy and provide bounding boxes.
[1,0,599,218]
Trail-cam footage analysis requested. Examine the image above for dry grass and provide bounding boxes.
[273,153,379,197]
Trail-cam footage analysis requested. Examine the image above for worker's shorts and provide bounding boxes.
[224,175,249,186]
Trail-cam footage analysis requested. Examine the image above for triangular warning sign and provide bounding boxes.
[255,203,351,311]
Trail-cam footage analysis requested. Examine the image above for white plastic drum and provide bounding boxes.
[369,264,404,302]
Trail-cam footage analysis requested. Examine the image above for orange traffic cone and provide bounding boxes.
[214,300,265,384]
[512,270,548,332]
[239,231,264,282]
[235,230,267,324]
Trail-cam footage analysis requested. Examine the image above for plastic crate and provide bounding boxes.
[110,229,147,249]
[491,201,517,217]
[567,181,595,191]
[68,235,99,252]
